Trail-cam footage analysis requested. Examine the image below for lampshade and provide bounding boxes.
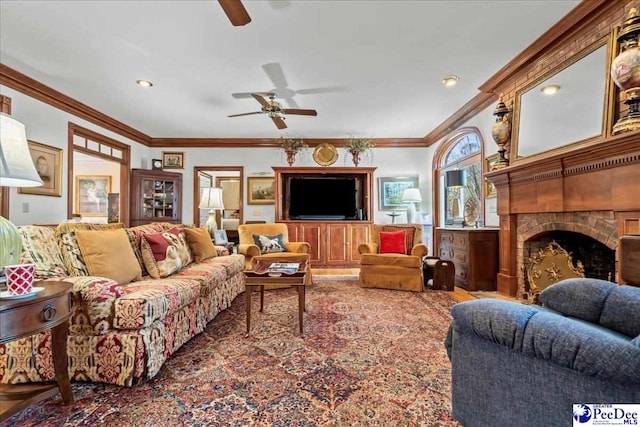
[199,187,225,210]
[401,188,422,203]
[446,170,467,188]
[0,114,43,187]
[0,113,43,270]
[199,187,224,237]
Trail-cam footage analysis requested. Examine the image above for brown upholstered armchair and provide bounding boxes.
[358,224,428,292]
[238,223,312,285]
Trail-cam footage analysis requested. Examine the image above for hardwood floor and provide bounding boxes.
[310,267,476,303]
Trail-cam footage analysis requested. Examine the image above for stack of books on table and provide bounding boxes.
[267,262,300,275]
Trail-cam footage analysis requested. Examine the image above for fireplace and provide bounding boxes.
[485,136,640,297]
[518,212,617,299]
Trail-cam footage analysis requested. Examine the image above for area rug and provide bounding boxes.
[3,278,460,426]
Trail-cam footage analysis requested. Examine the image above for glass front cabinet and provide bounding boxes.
[130,168,182,226]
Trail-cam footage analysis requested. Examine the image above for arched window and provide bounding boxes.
[433,128,484,228]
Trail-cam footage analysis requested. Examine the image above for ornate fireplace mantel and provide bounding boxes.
[485,132,640,296]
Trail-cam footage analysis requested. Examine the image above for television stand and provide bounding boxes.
[274,166,376,267]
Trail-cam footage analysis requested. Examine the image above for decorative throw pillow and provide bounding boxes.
[379,230,407,254]
[382,225,416,253]
[75,228,142,285]
[140,227,193,279]
[253,233,285,254]
[182,227,218,263]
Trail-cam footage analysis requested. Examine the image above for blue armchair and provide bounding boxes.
[445,278,640,427]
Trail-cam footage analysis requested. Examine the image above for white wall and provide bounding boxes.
[3,85,436,226]
[2,85,149,225]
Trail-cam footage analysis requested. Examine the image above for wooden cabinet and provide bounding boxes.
[130,169,182,226]
[436,228,499,291]
[285,221,370,267]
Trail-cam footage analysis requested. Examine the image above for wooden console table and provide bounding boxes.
[0,281,73,422]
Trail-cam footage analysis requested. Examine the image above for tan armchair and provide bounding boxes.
[238,223,312,285]
[358,224,428,292]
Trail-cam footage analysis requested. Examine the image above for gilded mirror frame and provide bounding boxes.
[510,35,614,164]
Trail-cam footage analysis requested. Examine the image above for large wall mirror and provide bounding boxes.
[511,37,610,161]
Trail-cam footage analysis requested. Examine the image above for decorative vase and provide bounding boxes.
[285,150,297,166]
[491,95,510,168]
[611,7,640,134]
[350,151,362,167]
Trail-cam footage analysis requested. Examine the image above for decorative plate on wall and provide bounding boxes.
[313,143,339,166]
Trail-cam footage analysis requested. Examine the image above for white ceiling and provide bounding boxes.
[0,0,579,140]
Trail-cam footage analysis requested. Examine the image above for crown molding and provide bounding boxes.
[0,64,152,146]
[149,137,428,148]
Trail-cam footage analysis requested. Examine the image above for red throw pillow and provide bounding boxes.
[379,230,407,254]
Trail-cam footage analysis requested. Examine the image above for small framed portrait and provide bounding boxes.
[247,177,275,205]
[162,152,184,169]
[377,176,419,210]
[213,229,229,245]
[18,140,63,197]
[75,175,111,217]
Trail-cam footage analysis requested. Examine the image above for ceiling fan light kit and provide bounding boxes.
[228,93,318,130]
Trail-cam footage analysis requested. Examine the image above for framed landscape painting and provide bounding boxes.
[378,176,419,210]
[75,175,111,216]
[18,140,63,197]
[247,177,275,205]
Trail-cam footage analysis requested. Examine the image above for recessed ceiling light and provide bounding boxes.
[136,79,153,88]
[541,84,560,95]
[442,76,460,87]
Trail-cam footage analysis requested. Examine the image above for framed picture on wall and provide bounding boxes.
[247,177,275,205]
[18,140,63,197]
[484,154,498,198]
[162,152,184,169]
[377,176,419,210]
[75,175,111,216]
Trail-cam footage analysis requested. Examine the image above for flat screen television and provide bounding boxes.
[288,177,358,220]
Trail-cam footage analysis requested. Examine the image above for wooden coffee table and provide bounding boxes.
[244,260,308,337]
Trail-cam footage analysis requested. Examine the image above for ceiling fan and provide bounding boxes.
[228,93,318,130]
[218,0,251,26]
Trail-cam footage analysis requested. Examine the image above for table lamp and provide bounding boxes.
[0,113,43,270]
[401,188,422,224]
[199,187,224,237]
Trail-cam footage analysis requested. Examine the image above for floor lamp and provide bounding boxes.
[199,187,224,238]
[0,113,43,273]
[401,188,422,224]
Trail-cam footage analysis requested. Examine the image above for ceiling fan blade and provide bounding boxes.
[252,93,272,108]
[262,63,288,89]
[272,116,287,129]
[218,0,251,26]
[228,111,263,117]
[282,109,318,116]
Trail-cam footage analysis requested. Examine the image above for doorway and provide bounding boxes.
[193,166,244,243]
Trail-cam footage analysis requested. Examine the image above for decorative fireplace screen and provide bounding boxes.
[525,241,585,299]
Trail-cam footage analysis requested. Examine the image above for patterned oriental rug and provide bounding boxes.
[3,278,460,426]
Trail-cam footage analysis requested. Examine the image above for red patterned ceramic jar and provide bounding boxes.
[5,263,35,295]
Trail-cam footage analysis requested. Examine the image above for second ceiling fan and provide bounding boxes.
[228,93,318,130]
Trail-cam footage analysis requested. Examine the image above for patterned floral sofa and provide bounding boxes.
[0,222,246,386]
